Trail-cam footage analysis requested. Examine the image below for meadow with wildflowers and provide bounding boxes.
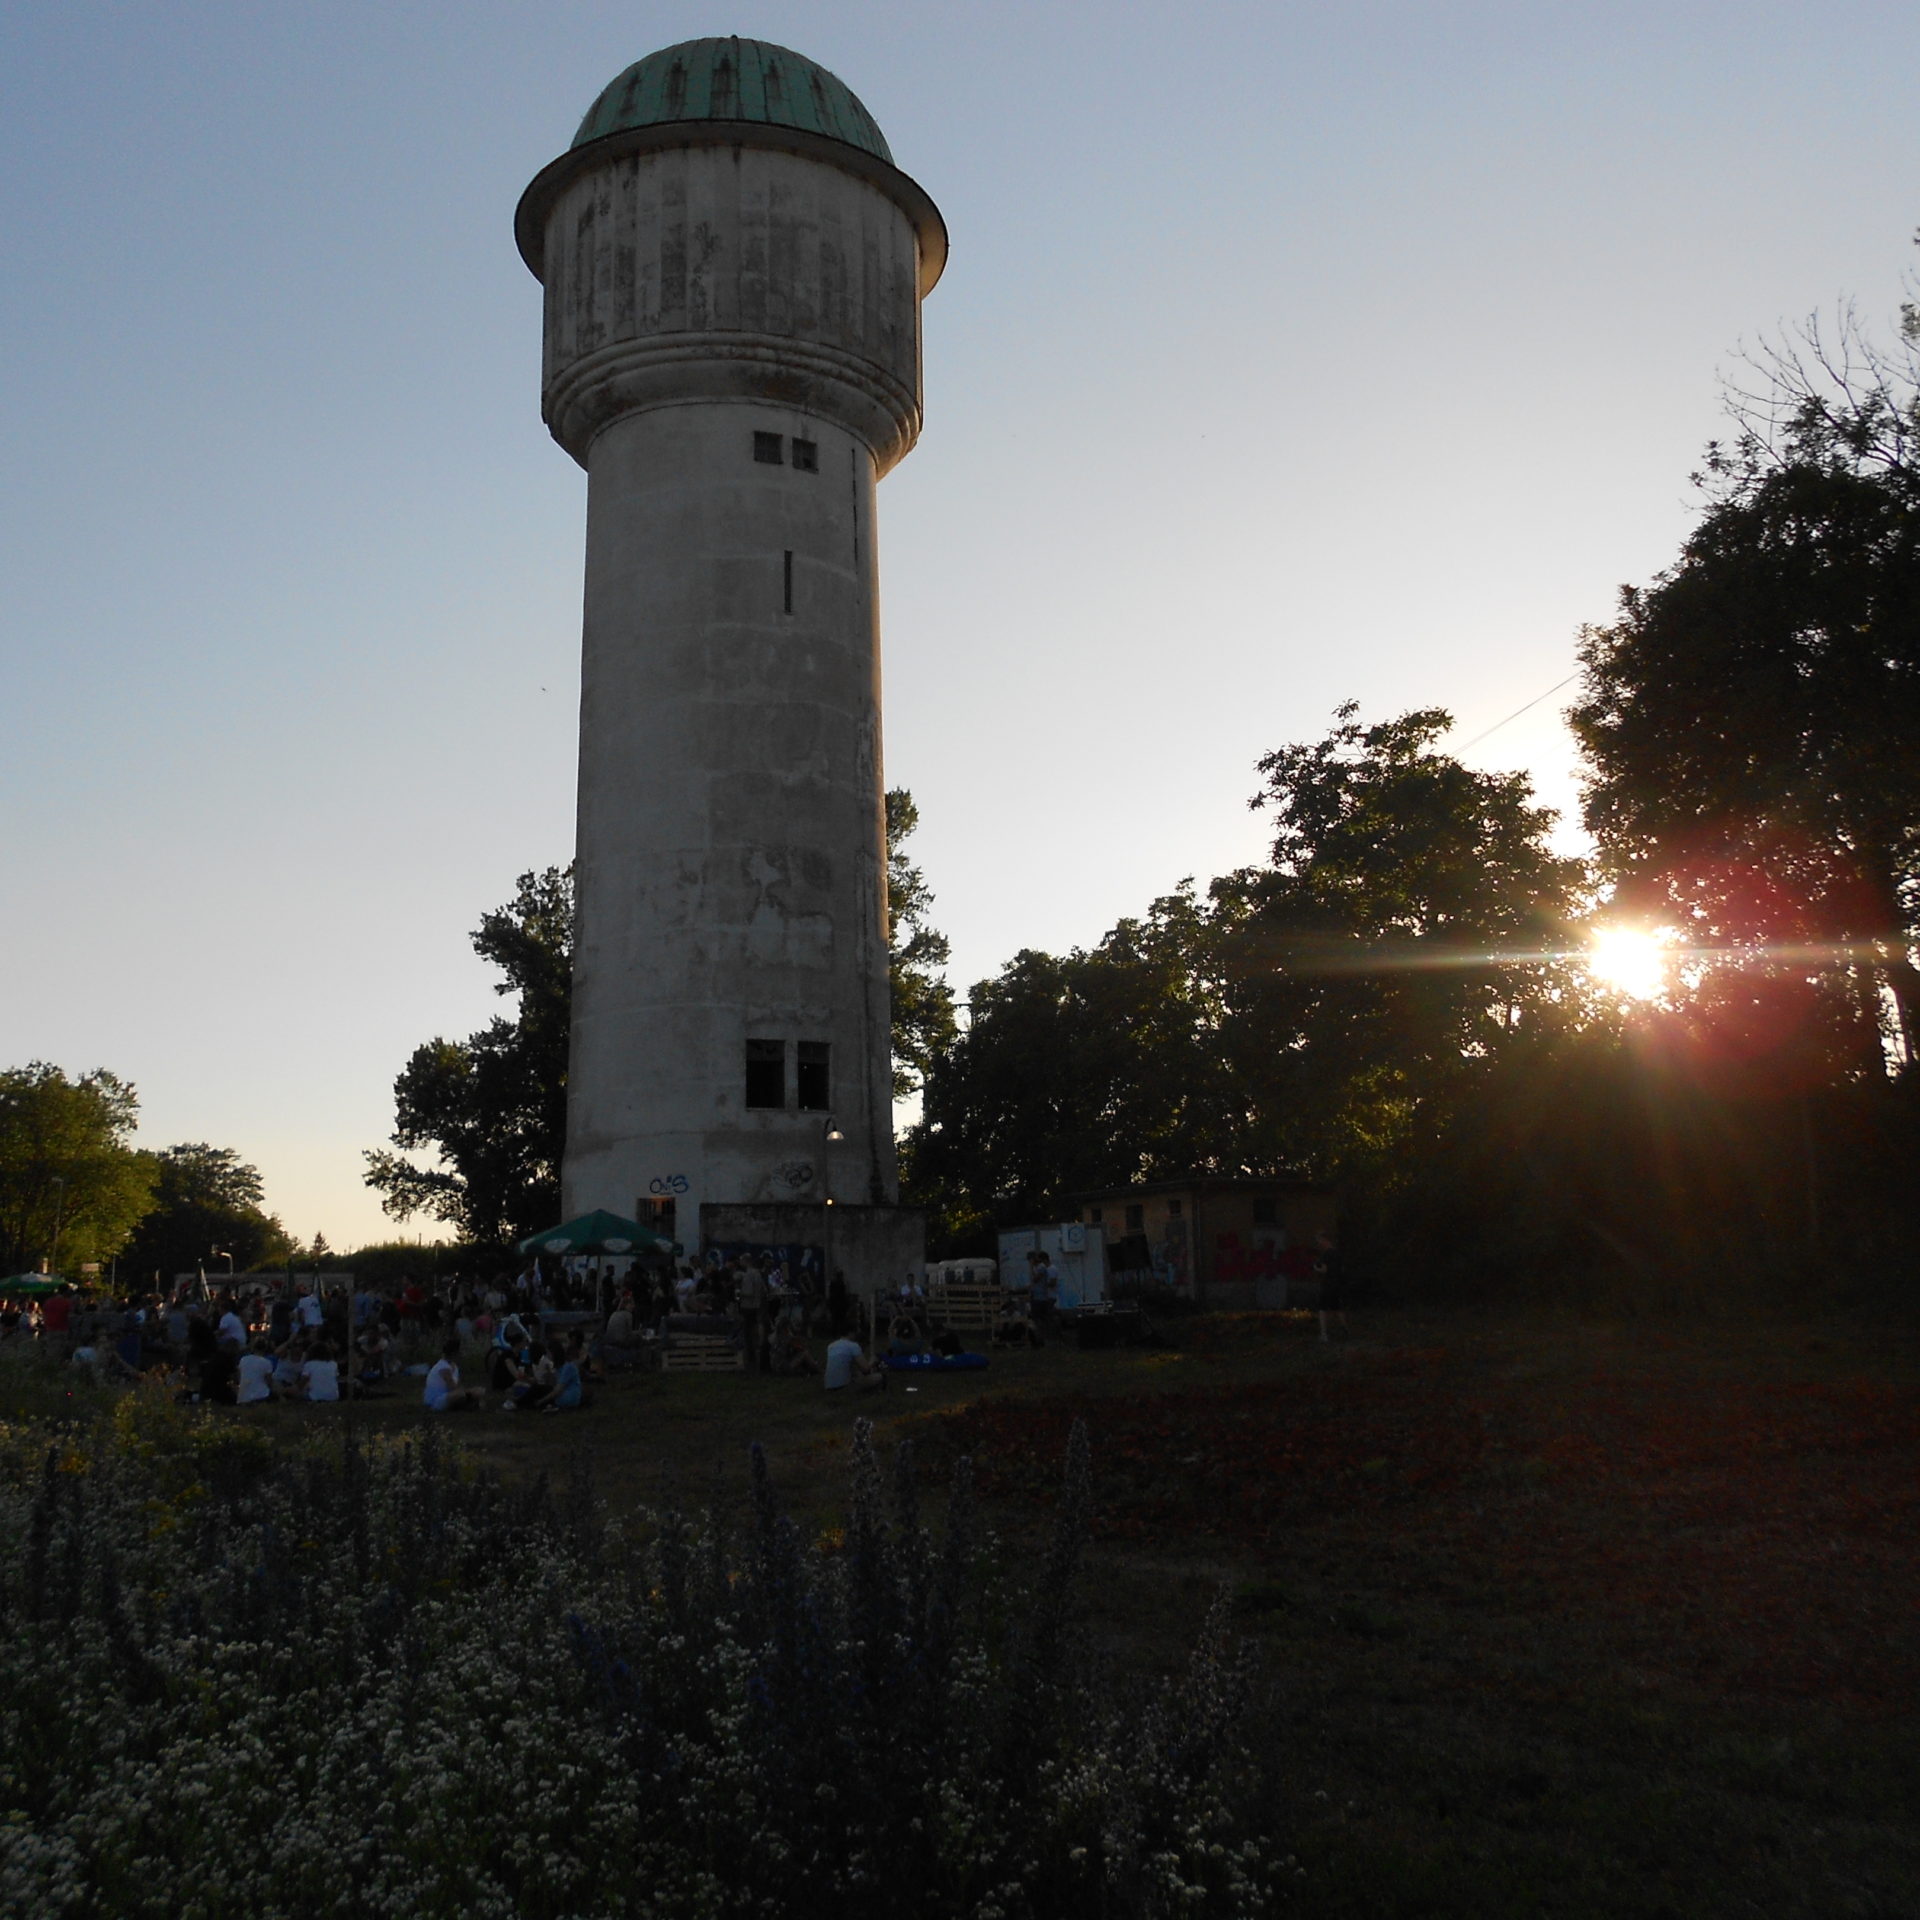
[2,1309,1917,1916]
[0,1385,1277,1918]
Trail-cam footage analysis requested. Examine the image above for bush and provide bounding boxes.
[0,1409,1280,1917]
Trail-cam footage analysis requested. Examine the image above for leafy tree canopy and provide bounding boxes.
[908,710,1585,1243]
[886,787,958,1099]
[364,866,573,1248]
[1212,704,1588,1180]
[117,1144,293,1283]
[1573,293,1920,1068]
[0,1064,155,1275]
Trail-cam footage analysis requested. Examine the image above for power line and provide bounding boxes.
[1454,671,1580,752]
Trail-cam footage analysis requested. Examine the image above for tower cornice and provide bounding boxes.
[516,120,948,296]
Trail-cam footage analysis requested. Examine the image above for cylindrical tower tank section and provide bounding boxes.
[515,38,946,1254]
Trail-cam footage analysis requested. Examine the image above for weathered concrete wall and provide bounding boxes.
[530,133,933,1243]
[701,1201,925,1300]
[538,143,925,472]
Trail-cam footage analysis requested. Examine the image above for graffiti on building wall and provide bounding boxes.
[1212,1227,1290,1284]
[1151,1216,1192,1292]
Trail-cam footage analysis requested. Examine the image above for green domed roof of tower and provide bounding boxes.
[572,37,894,165]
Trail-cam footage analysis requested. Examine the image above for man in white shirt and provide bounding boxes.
[823,1336,885,1393]
[295,1285,324,1334]
[301,1344,340,1402]
[424,1340,483,1411]
[236,1339,275,1404]
[216,1302,247,1349]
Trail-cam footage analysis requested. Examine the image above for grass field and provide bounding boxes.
[6,1305,1916,1916]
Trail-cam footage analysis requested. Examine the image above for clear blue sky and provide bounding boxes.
[5,1,1917,1249]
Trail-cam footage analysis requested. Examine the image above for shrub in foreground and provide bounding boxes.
[0,1393,1279,1917]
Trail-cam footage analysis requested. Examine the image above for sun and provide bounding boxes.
[1585,925,1671,1001]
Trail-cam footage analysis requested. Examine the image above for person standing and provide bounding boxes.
[1315,1234,1349,1342]
[736,1260,767,1372]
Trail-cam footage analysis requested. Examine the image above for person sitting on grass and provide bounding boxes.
[770,1316,818,1377]
[993,1297,1043,1350]
[488,1336,526,1395]
[886,1315,925,1359]
[354,1321,393,1391]
[197,1341,239,1405]
[424,1339,484,1412]
[542,1337,589,1414]
[599,1293,644,1371]
[823,1333,886,1394]
[503,1343,557,1413]
[271,1334,307,1399]
[236,1336,276,1405]
[300,1340,341,1403]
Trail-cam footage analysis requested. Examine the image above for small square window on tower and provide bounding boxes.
[796,1040,831,1111]
[745,1038,786,1108]
[753,432,784,464]
[790,437,819,472]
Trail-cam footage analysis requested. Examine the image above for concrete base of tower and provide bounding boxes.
[701,1201,924,1304]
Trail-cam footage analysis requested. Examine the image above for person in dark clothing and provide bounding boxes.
[1315,1234,1349,1341]
[186,1309,218,1370]
[198,1345,238,1406]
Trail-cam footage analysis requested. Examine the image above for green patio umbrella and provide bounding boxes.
[516,1210,673,1259]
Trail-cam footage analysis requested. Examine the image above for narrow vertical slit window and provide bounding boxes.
[745,1038,786,1109]
[796,1041,831,1111]
[783,549,794,615]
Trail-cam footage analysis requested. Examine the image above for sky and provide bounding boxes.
[4,0,1918,1250]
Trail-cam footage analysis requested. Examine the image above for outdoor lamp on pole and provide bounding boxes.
[210,1247,234,1279]
[46,1176,66,1277]
[821,1116,844,1316]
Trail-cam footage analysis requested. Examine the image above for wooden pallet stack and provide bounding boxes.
[660,1333,745,1373]
[927,1281,1005,1332]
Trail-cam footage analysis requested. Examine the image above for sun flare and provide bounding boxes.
[1586,926,1670,1001]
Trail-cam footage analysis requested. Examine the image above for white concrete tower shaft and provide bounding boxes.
[516,42,946,1245]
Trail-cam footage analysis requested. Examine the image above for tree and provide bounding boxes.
[906,713,1586,1251]
[0,1064,156,1274]
[364,867,574,1246]
[1211,704,1588,1182]
[1573,298,1920,1068]
[885,788,958,1098]
[906,888,1235,1241]
[116,1144,293,1282]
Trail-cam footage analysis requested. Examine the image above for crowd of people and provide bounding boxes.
[0,1246,1058,1413]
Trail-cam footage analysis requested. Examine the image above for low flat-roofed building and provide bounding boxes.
[1070,1176,1335,1309]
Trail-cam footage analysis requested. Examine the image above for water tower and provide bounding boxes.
[515,38,945,1269]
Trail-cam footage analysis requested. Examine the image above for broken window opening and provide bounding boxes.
[745,1038,786,1109]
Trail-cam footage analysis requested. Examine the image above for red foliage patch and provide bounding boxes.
[928,1353,1920,1709]
[931,1348,1485,1543]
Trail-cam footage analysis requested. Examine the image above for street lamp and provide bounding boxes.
[820,1116,844,1333]
[46,1176,66,1277]
[210,1247,235,1279]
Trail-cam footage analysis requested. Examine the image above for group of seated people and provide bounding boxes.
[420,1325,593,1414]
